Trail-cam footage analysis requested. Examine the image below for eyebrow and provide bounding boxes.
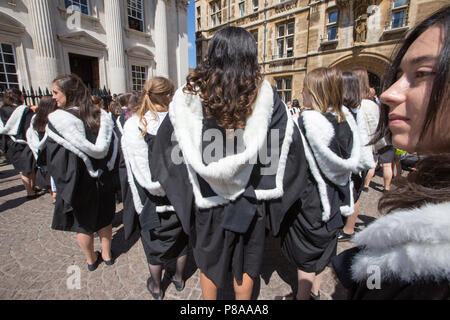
[407,55,439,65]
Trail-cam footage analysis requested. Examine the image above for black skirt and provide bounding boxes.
[140,211,189,265]
[280,178,340,273]
[5,138,35,175]
[191,204,266,288]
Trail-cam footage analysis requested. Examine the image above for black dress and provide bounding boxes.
[121,112,188,265]
[0,104,35,175]
[46,109,116,235]
[150,81,311,287]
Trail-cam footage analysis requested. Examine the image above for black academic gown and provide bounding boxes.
[150,82,314,287]
[46,109,116,235]
[0,104,35,175]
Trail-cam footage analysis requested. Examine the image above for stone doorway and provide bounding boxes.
[68,53,100,89]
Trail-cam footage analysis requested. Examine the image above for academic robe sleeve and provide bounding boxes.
[149,115,194,235]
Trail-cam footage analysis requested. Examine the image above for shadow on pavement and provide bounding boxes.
[0,184,25,198]
[0,195,30,212]
[0,168,18,180]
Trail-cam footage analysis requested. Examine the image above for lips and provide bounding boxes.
[389,114,410,122]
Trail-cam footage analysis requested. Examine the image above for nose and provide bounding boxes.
[380,75,408,110]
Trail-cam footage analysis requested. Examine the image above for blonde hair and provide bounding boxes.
[135,77,175,136]
[303,67,346,122]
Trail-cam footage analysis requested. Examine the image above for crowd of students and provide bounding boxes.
[0,5,448,300]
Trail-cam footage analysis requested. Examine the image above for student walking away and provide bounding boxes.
[333,6,450,299]
[121,77,188,300]
[149,26,309,300]
[280,67,372,300]
[26,96,58,201]
[0,88,39,199]
[338,71,376,242]
[47,74,119,271]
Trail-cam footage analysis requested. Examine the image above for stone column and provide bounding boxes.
[104,0,127,94]
[28,0,59,89]
[155,0,169,78]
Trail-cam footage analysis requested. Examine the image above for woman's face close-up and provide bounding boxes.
[52,83,67,108]
[380,24,446,153]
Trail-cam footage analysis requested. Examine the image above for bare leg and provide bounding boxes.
[382,162,393,191]
[296,269,315,300]
[311,270,325,297]
[363,165,376,189]
[200,272,218,300]
[97,224,112,261]
[50,191,57,204]
[21,173,34,196]
[343,201,359,235]
[234,273,254,300]
[76,233,97,264]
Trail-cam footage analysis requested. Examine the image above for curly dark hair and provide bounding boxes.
[183,26,263,129]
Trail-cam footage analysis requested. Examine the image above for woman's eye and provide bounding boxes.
[415,71,436,78]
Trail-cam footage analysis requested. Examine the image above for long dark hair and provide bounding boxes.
[342,71,362,110]
[377,6,450,214]
[53,74,101,132]
[34,96,57,132]
[184,26,263,129]
[3,88,24,106]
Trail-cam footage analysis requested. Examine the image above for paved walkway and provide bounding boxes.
[0,162,384,300]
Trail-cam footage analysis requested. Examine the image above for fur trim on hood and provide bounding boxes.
[169,80,294,209]
[0,105,28,144]
[121,112,168,214]
[351,202,450,283]
[26,115,48,160]
[46,109,118,178]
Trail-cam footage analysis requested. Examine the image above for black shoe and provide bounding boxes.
[362,187,369,192]
[310,292,320,300]
[102,251,114,266]
[337,231,354,242]
[88,251,102,271]
[26,193,40,200]
[147,277,163,300]
[167,273,185,292]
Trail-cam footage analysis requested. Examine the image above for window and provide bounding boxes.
[275,77,292,103]
[276,21,294,59]
[390,0,408,29]
[128,0,144,32]
[326,10,338,41]
[250,29,258,54]
[131,65,147,92]
[253,0,258,11]
[239,1,245,17]
[197,6,201,29]
[65,0,89,15]
[210,1,222,27]
[0,43,19,91]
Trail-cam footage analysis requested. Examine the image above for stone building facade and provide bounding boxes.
[195,0,448,103]
[0,0,189,94]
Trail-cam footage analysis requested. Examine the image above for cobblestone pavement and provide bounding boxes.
[0,162,384,300]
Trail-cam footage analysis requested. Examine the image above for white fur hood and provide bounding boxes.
[0,105,28,144]
[351,201,450,283]
[26,115,48,160]
[47,109,118,178]
[168,80,294,208]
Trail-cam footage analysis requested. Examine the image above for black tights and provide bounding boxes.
[148,254,188,293]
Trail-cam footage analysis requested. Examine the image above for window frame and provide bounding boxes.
[210,1,222,27]
[326,9,339,41]
[239,1,245,17]
[390,0,409,29]
[275,76,292,103]
[0,43,20,91]
[131,64,147,92]
[127,0,145,33]
[64,0,90,16]
[275,21,294,59]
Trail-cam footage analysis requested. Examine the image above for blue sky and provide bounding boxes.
[187,0,196,68]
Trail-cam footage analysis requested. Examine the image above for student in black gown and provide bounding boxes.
[0,88,37,198]
[280,67,372,300]
[26,96,58,201]
[332,6,450,299]
[47,74,118,271]
[149,26,312,300]
[121,77,188,300]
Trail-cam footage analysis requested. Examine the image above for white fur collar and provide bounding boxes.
[351,202,450,283]
[301,107,361,186]
[46,109,118,178]
[0,105,28,144]
[26,115,48,160]
[121,112,166,214]
[169,80,294,208]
